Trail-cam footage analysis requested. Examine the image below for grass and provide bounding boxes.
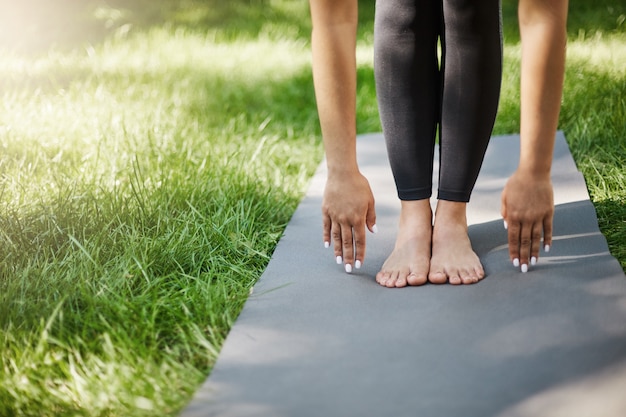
[0,0,624,415]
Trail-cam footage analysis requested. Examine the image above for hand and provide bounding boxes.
[322,171,377,273]
[501,170,554,272]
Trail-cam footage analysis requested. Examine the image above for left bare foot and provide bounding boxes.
[428,201,485,285]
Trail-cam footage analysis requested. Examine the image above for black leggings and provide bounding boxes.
[374,0,502,202]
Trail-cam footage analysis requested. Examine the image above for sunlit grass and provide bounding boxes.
[0,1,624,416]
[1,19,322,416]
[562,36,626,267]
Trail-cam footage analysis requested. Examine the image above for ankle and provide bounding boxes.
[435,200,467,221]
[399,199,433,223]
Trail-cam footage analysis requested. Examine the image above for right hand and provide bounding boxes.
[322,171,377,272]
[501,169,554,271]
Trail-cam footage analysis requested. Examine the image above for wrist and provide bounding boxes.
[327,162,361,177]
[517,139,554,180]
[324,146,359,176]
[514,164,552,181]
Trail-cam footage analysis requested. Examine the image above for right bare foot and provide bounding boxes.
[375,200,432,288]
[428,200,485,285]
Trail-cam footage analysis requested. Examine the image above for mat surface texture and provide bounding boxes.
[181,133,626,417]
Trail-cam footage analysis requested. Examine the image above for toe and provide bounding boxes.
[386,272,399,288]
[395,274,408,288]
[476,267,485,281]
[376,271,388,286]
[407,272,427,286]
[448,271,462,285]
[460,269,478,285]
[428,271,447,285]
[446,268,465,285]
[462,274,478,285]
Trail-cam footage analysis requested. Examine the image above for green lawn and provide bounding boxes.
[0,0,624,415]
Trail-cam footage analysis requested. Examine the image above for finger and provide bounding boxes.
[543,214,553,253]
[353,222,366,269]
[530,222,543,265]
[507,221,521,263]
[322,214,331,248]
[341,224,355,272]
[331,221,343,263]
[500,190,508,221]
[519,223,533,272]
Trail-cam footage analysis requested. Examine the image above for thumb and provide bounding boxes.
[500,189,509,229]
[366,198,377,233]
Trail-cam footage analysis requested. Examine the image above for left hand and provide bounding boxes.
[501,170,554,272]
[322,170,377,272]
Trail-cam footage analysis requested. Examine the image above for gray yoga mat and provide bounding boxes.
[181,132,626,417]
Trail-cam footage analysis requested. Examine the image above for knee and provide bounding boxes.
[375,0,416,37]
[444,0,500,35]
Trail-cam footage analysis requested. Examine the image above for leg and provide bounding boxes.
[375,0,441,201]
[374,0,441,287]
[437,0,502,201]
[429,0,502,284]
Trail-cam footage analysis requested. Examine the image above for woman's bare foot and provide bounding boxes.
[429,200,485,285]
[376,200,432,288]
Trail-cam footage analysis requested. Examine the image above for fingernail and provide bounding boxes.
[345,263,353,274]
[544,244,551,253]
[521,264,528,273]
[513,258,520,267]
[324,241,330,249]
[531,256,537,266]
[372,224,379,234]
[336,256,342,265]
[503,220,508,230]
[355,260,362,269]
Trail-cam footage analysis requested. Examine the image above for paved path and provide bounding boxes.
[182,133,626,417]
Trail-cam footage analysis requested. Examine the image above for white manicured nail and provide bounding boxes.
[336,256,342,265]
[531,257,537,266]
[372,224,379,234]
[521,264,528,273]
[355,260,362,269]
[513,258,520,267]
[324,241,330,249]
[503,220,508,230]
[544,244,551,253]
[345,263,353,274]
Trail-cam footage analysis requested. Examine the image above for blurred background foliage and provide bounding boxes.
[1,0,625,55]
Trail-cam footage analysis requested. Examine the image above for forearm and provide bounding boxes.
[310,0,359,175]
[518,0,568,177]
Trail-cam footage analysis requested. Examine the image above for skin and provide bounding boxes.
[309,0,568,283]
[310,0,376,274]
[502,0,568,272]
